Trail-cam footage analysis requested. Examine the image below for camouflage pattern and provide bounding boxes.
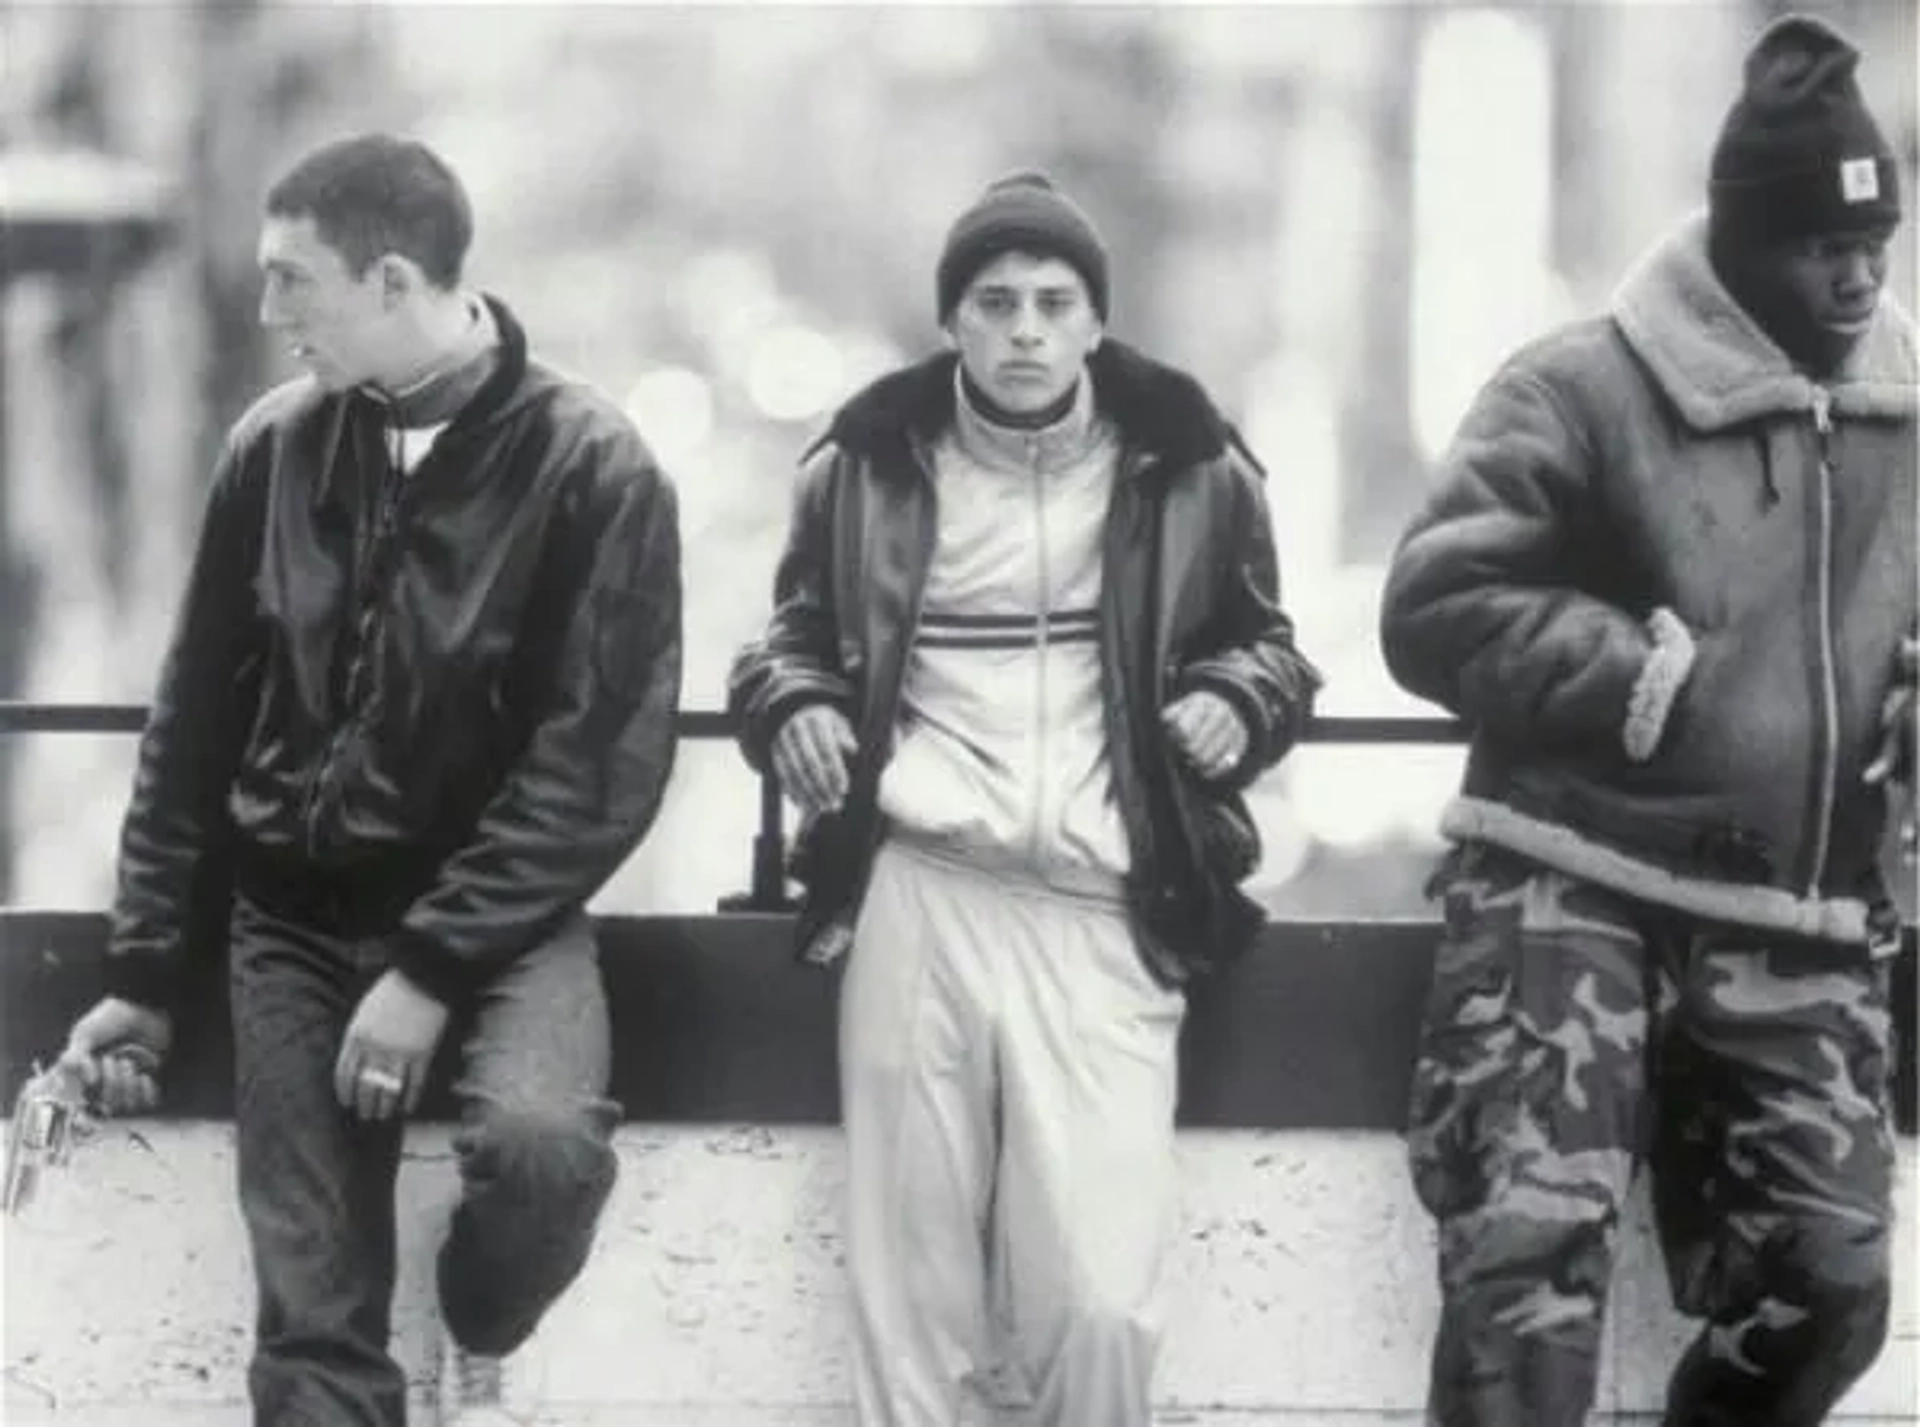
[1407,842,1894,1427]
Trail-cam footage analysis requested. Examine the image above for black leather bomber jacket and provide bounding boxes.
[105,298,682,1009]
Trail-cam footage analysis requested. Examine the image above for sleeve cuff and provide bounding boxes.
[1623,607,1696,763]
[101,949,183,1014]
[387,927,486,1009]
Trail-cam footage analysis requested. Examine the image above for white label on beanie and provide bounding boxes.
[1840,157,1881,204]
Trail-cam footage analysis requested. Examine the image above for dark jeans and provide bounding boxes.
[230,893,619,1427]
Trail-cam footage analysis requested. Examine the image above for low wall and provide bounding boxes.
[2,913,1914,1424]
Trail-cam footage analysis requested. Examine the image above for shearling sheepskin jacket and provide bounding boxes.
[1381,213,1916,946]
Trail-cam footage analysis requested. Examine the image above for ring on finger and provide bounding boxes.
[359,1066,405,1095]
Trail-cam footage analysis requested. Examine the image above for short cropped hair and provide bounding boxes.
[265,134,473,287]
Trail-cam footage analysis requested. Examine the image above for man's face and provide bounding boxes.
[948,251,1103,415]
[256,212,395,391]
[1771,226,1893,343]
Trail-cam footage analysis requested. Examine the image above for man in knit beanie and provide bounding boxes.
[1708,13,1904,373]
[1380,13,1913,1426]
[733,171,1319,1425]
[935,170,1111,325]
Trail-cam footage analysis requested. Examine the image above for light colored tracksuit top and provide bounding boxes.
[875,370,1131,894]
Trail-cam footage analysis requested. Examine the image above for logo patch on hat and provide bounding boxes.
[1839,157,1881,204]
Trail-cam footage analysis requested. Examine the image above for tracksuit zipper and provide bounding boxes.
[1029,435,1051,865]
[1807,387,1840,895]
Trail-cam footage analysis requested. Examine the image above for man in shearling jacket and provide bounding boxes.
[730,172,1319,1426]
[1379,16,1914,1427]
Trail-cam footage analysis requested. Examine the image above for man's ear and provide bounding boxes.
[939,319,958,351]
[374,254,420,308]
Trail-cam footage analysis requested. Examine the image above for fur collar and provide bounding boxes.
[1610,212,1916,431]
[815,339,1253,476]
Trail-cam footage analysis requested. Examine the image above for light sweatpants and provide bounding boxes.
[840,838,1186,1427]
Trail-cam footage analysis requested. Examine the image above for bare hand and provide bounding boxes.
[333,969,448,1122]
[1864,635,1917,787]
[1162,690,1250,780]
[772,704,858,816]
[58,997,172,1116]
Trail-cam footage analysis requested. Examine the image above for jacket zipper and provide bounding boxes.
[303,421,409,860]
[1029,434,1050,864]
[1807,387,1840,895]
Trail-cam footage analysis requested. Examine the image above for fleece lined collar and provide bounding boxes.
[1611,212,1916,431]
[815,339,1254,478]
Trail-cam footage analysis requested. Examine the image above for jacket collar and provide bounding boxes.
[349,294,529,431]
[1611,212,1917,431]
[816,339,1253,477]
[365,296,501,427]
[951,364,1108,473]
[317,294,532,511]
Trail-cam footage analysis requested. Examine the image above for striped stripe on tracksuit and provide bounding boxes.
[844,372,1183,1427]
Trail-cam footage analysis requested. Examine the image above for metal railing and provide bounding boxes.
[0,702,1467,911]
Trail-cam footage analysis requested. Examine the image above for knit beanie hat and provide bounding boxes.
[936,171,1111,322]
[1708,13,1901,244]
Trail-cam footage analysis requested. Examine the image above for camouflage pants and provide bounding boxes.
[1407,843,1895,1427]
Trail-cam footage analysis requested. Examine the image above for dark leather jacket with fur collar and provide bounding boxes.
[730,340,1321,984]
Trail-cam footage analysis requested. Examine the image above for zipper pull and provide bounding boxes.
[1811,387,1832,437]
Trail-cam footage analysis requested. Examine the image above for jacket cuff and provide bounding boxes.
[386,927,485,1009]
[100,951,180,1015]
[1623,607,1696,763]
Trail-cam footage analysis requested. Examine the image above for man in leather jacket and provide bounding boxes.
[730,171,1319,1426]
[54,134,683,1427]
[1379,16,1913,1427]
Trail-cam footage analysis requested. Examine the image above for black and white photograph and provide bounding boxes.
[1,1,1914,1423]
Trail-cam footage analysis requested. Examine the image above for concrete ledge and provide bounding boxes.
[3,1127,1914,1423]
[4,912,1915,1421]
[14,1413,1821,1427]
[2,913,1915,1132]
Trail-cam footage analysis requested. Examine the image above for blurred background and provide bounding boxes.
[2,0,1915,918]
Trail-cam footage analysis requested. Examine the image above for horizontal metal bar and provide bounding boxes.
[1304,716,1465,744]
[0,702,738,739]
[0,703,1469,743]
[0,702,148,733]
